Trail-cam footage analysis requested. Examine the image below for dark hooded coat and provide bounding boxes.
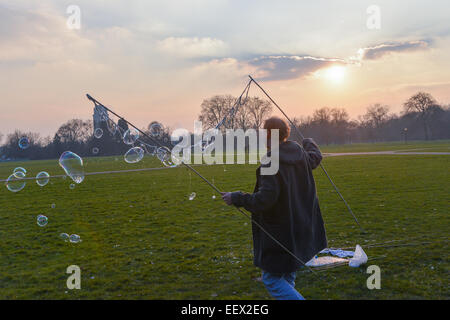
[231,139,327,273]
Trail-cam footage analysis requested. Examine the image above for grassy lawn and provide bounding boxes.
[319,140,450,153]
[0,141,448,299]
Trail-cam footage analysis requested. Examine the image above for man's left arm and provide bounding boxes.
[223,174,280,214]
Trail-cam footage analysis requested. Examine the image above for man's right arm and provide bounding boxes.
[302,138,322,169]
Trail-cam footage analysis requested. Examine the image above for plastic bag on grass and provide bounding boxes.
[348,245,368,267]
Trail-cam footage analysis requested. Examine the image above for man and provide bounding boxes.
[221,116,327,300]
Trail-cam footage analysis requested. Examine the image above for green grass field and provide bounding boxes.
[319,140,450,153]
[0,141,449,299]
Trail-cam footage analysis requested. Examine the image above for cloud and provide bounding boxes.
[357,40,431,60]
[247,55,349,81]
[239,39,432,81]
[0,4,93,64]
[157,37,227,58]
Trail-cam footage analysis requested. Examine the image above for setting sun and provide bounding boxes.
[325,66,346,83]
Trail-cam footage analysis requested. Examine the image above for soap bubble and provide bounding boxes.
[157,146,176,167]
[51,203,56,209]
[189,192,196,201]
[124,146,144,164]
[69,184,75,190]
[149,122,162,137]
[60,233,69,242]
[59,151,84,184]
[212,195,216,199]
[140,143,157,156]
[92,147,99,155]
[69,234,81,243]
[94,128,103,139]
[37,215,48,227]
[107,119,118,135]
[36,171,50,187]
[123,128,139,145]
[18,137,30,149]
[13,167,27,176]
[6,171,26,192]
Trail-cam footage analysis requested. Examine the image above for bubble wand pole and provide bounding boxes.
[248,75,364,233]
[86,93,316,274]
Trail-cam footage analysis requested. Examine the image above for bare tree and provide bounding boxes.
[364,104,390,129]
[198,95,236,130]
[403,92,436,140]
[56,119,93,144]
[246,97,272,129]
[312,107,332,124]
[312,107,333,144]
[362,104,390,141]
[234,102,252,130]
[331,108,350,143]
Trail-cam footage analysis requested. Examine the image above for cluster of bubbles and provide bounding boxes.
[91,115,181,167]
[6,170,26,192]
[60,233,81,243]
[7,135,87,243]
[5,166,51,192]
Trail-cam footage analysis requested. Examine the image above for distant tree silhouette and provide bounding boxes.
[403,92,436,140]
[1,91,449,161]
[362,104,390,141]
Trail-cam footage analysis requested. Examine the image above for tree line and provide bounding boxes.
[0,91,448,161]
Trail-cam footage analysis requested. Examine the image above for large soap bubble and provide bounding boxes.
[36,171,50,187]
[149,122,163,137]
[13,167,27,176]
[156,146,175,167]
[18,137,30,149]
[123,128,139,145]
[124,146,144,164]
[94,128,103,139]
[6,171,26,192]
[59,151,84,184]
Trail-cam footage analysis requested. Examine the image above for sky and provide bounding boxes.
[1,0,449,138]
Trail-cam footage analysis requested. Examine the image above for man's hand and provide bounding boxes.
[221,192,233,206]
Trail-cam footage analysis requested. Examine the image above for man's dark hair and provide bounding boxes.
[264,116,291,142]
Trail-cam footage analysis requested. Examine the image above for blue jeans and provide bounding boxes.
[262,271,305,300]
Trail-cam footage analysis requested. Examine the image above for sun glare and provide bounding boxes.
[325,66,346,83]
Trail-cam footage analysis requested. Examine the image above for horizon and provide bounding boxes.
[1,1,450,138]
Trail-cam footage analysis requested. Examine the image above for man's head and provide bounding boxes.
[263,116,290,147]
